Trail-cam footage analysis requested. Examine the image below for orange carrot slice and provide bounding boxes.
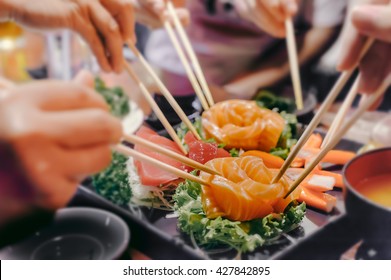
[322,150,356,165]
[304,133,323,149]
[241,150,284,169]
[291,158,305,168]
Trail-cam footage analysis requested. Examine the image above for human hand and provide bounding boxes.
[0,80,122,209]
[234,0,299,37]
[132,0,189,28]
[338,0,391,95]
[2,0,136,73]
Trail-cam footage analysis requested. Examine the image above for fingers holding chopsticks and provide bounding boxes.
[338,0,391,106]
[235,0,299,37]
[133,0,189,29]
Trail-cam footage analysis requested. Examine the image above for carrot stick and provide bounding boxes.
[241,151,284,169]
[303,133,323,149]
[322,150,356,165]
[298,187,337,213]
[291,158,305,168]
[297,147,356,166]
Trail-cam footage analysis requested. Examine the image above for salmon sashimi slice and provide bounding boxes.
[134,126,187,186]
[202,100,285,151]
[199,156,301,221]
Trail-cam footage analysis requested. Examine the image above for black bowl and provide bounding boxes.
[343,147,391,259]
[0,207,130,260]
[295,93,317,124]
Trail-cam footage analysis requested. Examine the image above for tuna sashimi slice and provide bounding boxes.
[134,126,187,186]
[184,132,230,165]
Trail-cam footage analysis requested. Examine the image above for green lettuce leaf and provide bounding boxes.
[94,77,130,118]
[92,152,132,205]
[174,176,306,252]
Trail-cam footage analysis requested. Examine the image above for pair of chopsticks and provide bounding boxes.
[284,78,389,197]
[165,4,302,111]
[163,1,214,110]
[270,37,387,198]
[123,48,201,154]
[114,132,217,186]
[121,1,217,154]
[321,38,375,148]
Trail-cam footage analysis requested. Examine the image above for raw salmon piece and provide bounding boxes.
[199,156,300,221]
[202,100,285,151]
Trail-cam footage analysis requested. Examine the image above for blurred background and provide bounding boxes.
[0,21,389,147]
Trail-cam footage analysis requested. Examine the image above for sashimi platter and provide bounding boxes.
[88,71,363,259]
[84,19,380,259]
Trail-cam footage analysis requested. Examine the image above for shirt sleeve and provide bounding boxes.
[302,0,347,28]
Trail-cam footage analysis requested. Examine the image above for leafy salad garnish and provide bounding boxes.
[174,174,306,253]
[270,112,298,159]
[92,152,132,206]
[254,90,296,113]
[94,77,130,118]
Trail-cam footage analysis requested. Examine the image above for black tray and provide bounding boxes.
[69,137,364,260]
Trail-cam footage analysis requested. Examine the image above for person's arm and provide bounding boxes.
[216,26,336,101]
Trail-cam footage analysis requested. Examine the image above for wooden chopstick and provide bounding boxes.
[123,61,187,154]
[321,77,360,148]
[283,78,390,198]
[123,133,221,176]
[163,19,210,111]
[272,38,375,183]
[166,1,215,107]
[271,69,355,183]
[127,43,202,141]
[285,19,304,110]
[320,38,375,147]
[114,144,209,186]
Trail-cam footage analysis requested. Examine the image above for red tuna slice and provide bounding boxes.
[134,126,187,186]
[184,132,230,165]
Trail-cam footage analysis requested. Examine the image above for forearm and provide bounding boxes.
[224,27,338,98]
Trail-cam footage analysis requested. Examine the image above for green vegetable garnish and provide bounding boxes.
[229,148,240,157]
[94,77,130,118]
[92,152,132,206]
[174,174,306,253]
[271,112,298,159]
[176,117,205,141]
[254,90,296,113]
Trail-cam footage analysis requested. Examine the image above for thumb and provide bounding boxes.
[352,5,391,43]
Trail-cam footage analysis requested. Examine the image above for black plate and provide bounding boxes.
[67,135,363,260]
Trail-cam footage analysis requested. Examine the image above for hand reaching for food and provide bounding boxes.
[0,79,122,213]
[338,0,391,103]
[234,0,299,37]
[131,0,189,29]
[0,0,136,73]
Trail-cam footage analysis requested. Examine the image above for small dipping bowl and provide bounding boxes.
[0,207,130,260]
[343,147,391,259]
